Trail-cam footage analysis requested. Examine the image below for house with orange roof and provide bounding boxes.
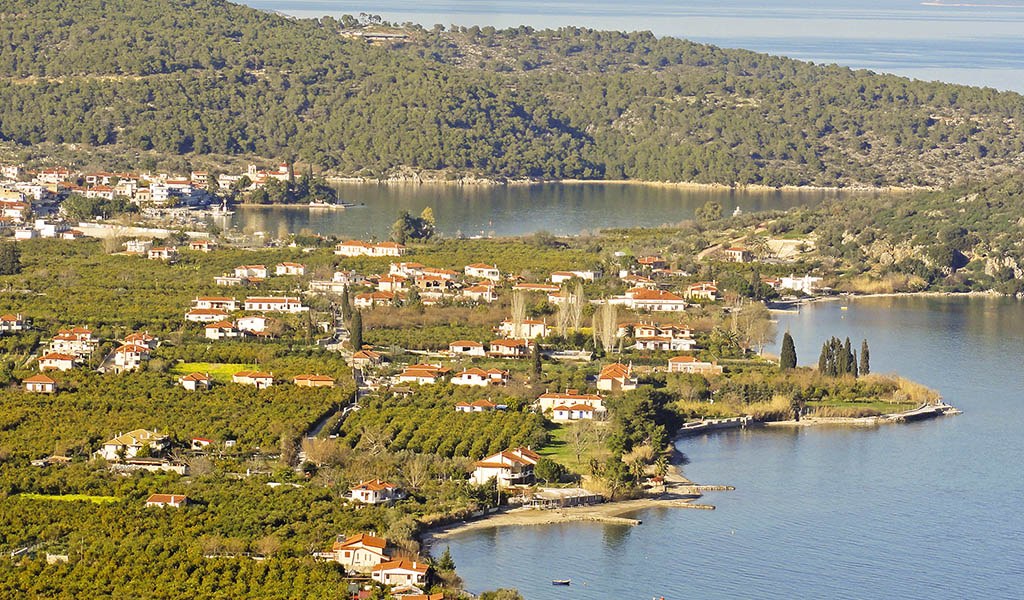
[461,283,497,303]
[192,296,238,312]
[189,239,216,253]
[464,263,501,282]
[145,494,188,508]
[597,363,638,392]
[685,282,719,302]
[186,307,230,323]
[371,559,429,587]
[351,349,384,369]
[377,274,408,292]
[293,374,335,388]
[234,264,268,279]
[470,447,541,487]
[350,479,405,504]
[537,389,605,414]
[335,240,407,257]
[147,246,178,261]
[723,247,753,263]
[205,320,239,340]
[454,398,498,412]
[488,339,529,358]
[113,343,151,371]
[243,296,306,313]
[550,270,598,284]
[449,340,486,357]
[354,290,400,309]
[38,352,76,372]
[178,372,212,391]
[50,327,96,358]
[667,355,723,375]
[22,374,56,394]
[275,262,305,276]
[552,404,598,422]
[498,319,548,339]
[616,288,688,312]
[0,313,27,332]
[330,533,391,571]
[451,368,508,387]
[232,371,273,389]
[397,364,449,385]
[638,255,667,270]
[512,282,561,294]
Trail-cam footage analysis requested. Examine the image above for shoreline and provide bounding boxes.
[323,174,928,194]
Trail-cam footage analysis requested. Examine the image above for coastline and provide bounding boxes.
[323,174,928,194]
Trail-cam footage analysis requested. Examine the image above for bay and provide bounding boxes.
[442,296,1024,599]
[228,183,841,238]
[244,0,1024,92]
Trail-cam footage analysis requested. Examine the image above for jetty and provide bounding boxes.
[677,416,751,436]
[884,402,962,422]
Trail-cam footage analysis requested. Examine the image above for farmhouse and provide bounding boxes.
[470,447,541,487]
[350,479,405,504]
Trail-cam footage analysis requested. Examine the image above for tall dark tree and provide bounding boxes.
[780,331,797,370]
[860,339,870,375]
[532,342,542,381]
[818,342,828,374]
[0,242,21,275]
[350,310,363,351]
[340,288,351,321]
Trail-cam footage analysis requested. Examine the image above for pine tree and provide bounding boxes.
[860,339,870,375]
[350,311,363,351]
[780,331,797,369]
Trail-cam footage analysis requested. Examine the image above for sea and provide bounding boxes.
[442,297,1024,599]
[245,0,1024,92]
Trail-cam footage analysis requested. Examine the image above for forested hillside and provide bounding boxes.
[2,0,1023,186]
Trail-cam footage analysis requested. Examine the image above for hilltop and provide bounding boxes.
[1,0,1023,187]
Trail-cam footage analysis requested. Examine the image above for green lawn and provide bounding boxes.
[171,362,257,383]
[539,423,611,470]
[17,493,119,504]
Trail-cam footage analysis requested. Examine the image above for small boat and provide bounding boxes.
[552,579,571,586]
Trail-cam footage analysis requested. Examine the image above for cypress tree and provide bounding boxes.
[851,350,858,378]
[532,342,542,381]
[340,288,351,321]
[780,332,797,370]
[818,342,828,374]
[843,337,853,375]
[350,311,363,351]
[860,339,870,375]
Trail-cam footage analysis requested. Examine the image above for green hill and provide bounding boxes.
[1,0,1022,186]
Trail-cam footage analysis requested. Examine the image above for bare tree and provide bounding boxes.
[567,421,594,467]
[400,452,434,491]
[568,281,585,333]
[732,301,776,354]
[592,300,618,353]
[510,290,526,338]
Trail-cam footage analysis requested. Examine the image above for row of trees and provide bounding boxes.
[818,337,870,378]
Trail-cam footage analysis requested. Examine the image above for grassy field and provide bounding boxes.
[16,493,119,504]
[171,362,257,383]
[540,422,612,471]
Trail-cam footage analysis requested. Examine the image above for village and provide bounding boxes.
[0,162,849,600]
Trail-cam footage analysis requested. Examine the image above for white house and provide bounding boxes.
[462,284,498,303]
[551,404,597,422]
[685,282,719,302]
[22,374,56,394]
[147,246,178,261]
[243,297,306,313]
[178,372,212,391]
[780,274,823,295]
[335,240,407,257]
[597,363,638,392]
[397,364,448,385]
[470,447,541,487]
[371,560,428,587]
[351,349,383,369]
[667,356,724,375]
[350,479,405,504]
[97,429,170,461]
[293,374,336,388]
[455,399,498,412]
[612,288,688,312]
[512,282,561,294]
[550,270,597,284]
[449,340,486,357]
[38,352,76,372]
[354,291,398,309]
[145,494,188,508]
[488,339,528,358]
[234,265,268,279]
[498,319,548,339]
[451,368,509,387]
[236,315,271,333]
[0,313,27,332]
[377,275,408,292]
[330,533,390,572]
[537,390,605,414]
[186,308,230,323]
[232,370,274,389]
[205,320,239,340]
[113,344,150,371]
[192,297,238,311]
[275,262,305,276]
[464,263,501,281]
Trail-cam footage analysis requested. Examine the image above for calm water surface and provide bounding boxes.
[228,183,840,237]
[247,0,1024,91]
[443,297,1024,599]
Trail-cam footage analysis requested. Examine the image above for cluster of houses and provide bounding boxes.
[184,293,307,340]
[174,370,336,391]
[215,262,308,287]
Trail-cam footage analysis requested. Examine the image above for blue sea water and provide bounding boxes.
[246,0,1024,91]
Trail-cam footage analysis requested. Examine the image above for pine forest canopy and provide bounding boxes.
[1,0,1023,187]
